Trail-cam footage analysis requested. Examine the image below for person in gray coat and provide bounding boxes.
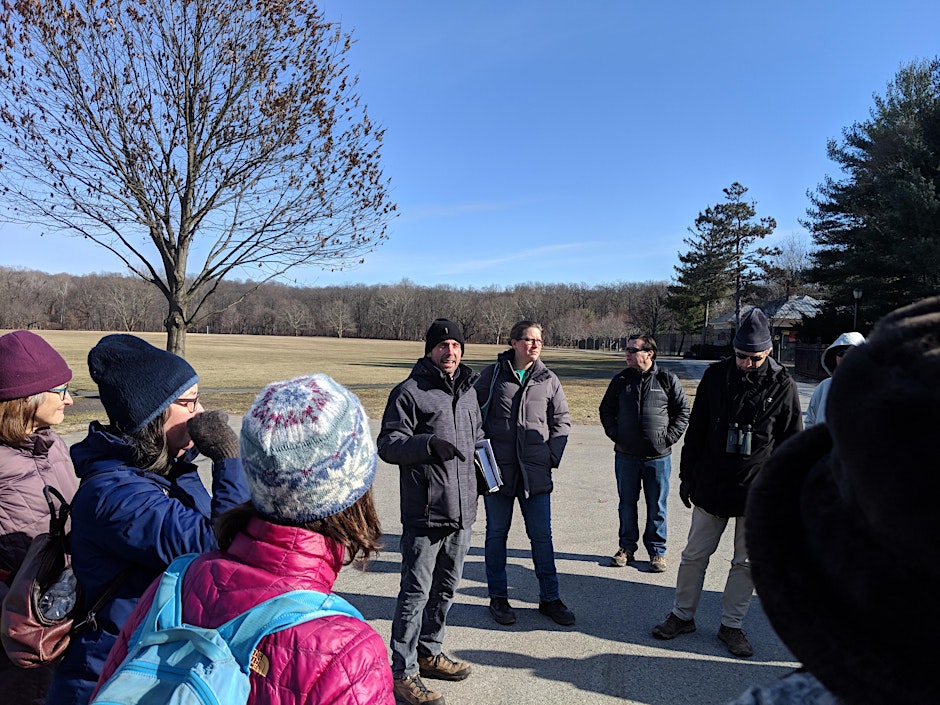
[377,318,483,705]
[474,321,572,627]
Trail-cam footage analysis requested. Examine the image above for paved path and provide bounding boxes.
[64,358,816,705]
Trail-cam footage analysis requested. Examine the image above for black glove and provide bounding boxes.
[187,410,239,462]
[428,436,466,462]
[679,480,693,509]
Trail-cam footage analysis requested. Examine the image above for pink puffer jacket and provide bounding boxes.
[96,517,395,705]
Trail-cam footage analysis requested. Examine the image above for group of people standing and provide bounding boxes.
[3,297,931,705]
[0,332,396,705]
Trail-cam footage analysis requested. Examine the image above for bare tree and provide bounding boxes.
[107,280,157,332]
[321,298,353,338]
[280,301,310,336]
[631,281,673,336]
[0,0,395,354]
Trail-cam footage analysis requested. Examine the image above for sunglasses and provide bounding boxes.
[625,347,648,354]
[734,352,767,362]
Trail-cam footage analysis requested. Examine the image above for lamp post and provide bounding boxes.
[853,288,863,330]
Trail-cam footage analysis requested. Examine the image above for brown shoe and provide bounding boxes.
[610,547,634,567]
[649,555,667,573]
[718,624,753,658]
[418,651,471,681]
[393,674,444,705]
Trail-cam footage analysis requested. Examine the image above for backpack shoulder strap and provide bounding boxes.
[479,362,499,422]
[221,590,364,668]
[140,553,201,634]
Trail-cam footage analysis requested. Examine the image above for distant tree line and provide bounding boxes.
[0,266,686,348]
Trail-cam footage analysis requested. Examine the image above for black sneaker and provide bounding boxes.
[651,612,696,639]
[488,596,516,625]
[718,624,753,658]
[538,599,575,626]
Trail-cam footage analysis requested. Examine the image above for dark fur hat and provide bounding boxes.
[746,296,940,705]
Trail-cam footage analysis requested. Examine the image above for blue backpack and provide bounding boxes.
[91,553,363,705]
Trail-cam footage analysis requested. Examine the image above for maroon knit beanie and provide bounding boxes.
[0,330,72,401]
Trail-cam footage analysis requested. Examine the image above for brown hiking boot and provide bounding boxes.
[651,612,696,639]
[649,555,667,573]
[418,651,471,681]
[610,547,634,567]
[718,624,753,658]
[393,674,444,705]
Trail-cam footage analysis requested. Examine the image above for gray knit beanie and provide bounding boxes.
[240,374,376,524]
[733,308,773,352]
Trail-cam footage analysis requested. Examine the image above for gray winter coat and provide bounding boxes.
[474,350,571,498]
[377,357,483,530]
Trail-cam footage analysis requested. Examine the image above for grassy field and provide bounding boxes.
[14,331,698,432]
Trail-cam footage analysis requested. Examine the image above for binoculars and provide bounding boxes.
[726,423,753,456]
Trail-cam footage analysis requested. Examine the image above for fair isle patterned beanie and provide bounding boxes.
[240,374,376,524]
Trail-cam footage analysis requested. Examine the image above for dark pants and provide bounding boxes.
[390,525,471,678]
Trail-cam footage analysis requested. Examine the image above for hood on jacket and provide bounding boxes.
[821,331,865,375]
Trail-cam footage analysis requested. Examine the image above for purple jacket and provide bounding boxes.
[0,429,77,705]
[0,429,77,591]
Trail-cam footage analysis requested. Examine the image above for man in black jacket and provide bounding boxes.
[652,308,802,658]
[378,318,483,705]
[599,334,689,573]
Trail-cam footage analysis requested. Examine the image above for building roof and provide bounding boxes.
[710,295,824,328]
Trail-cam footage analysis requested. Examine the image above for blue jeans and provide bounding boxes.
[390,526,471,678]
[614,452,671,557]
[484,491,559,602]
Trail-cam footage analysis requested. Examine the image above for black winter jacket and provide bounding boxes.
[474,350,571,498]
[377,358,483,530]
[598,362,690,459]
[679,356,802,517]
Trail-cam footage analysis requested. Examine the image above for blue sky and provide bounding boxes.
[2,1,938,289]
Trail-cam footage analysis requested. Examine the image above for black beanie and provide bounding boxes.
[424,318,465,355]
[733,308,772,352]
[88,334,199,434]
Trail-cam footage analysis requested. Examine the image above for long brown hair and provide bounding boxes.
[0,393,44,445]
[215,488,383,565]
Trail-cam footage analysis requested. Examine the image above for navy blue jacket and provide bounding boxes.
[45,421,249,705]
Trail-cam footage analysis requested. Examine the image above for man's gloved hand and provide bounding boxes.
[679,480,693,509]
[428,436,466,462]
[187,410,240,462]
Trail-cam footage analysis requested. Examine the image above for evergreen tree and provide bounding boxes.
[669,182,777,344]
[806,58,940,327]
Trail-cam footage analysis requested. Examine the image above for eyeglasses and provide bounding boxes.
[173,395,200,413]
[519,337,543,346]
[48,385,70,400]
[625,347,648,354]
[735,351,767,362]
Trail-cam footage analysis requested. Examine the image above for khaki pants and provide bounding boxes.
[672,506,753,629]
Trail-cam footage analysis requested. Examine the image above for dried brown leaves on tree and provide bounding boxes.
[0,0,395,354]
